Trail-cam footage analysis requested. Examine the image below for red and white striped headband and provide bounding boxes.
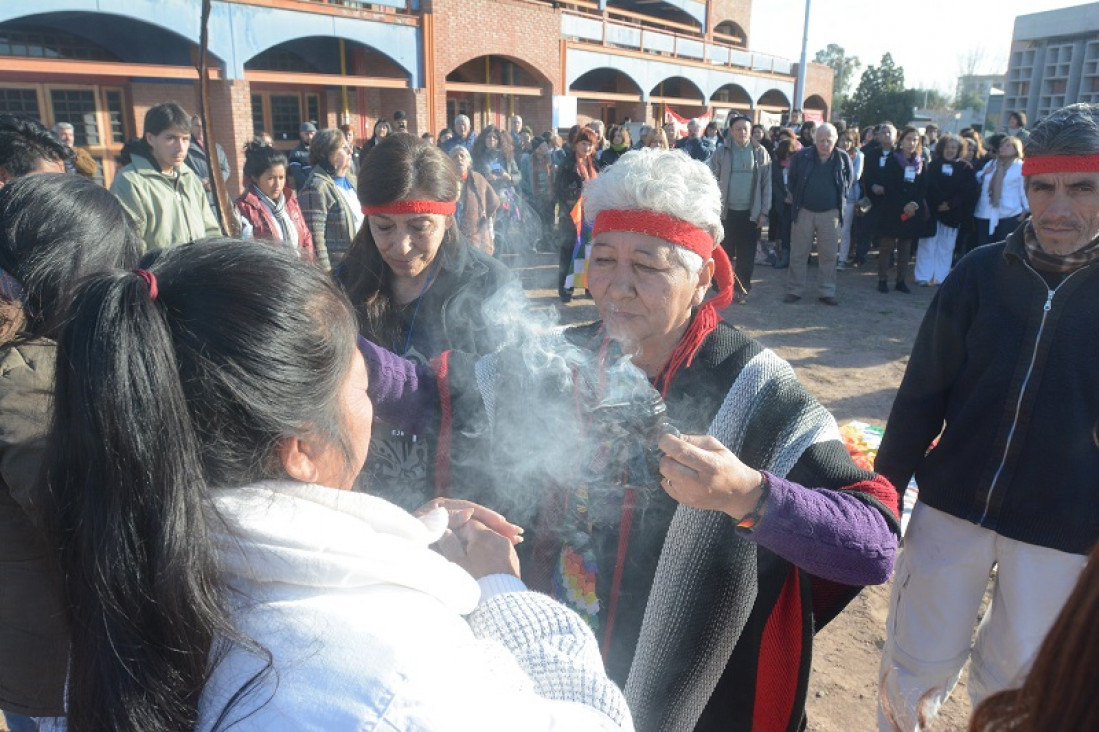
[1021,155,1099,176]
[362,199,457,216]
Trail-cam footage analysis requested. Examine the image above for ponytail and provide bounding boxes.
[48,270,222,729]
[45,240,358,730]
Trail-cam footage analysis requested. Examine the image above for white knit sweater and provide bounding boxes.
[197,481,632,730]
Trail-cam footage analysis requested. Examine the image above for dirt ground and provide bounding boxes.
[516,247,973,732]
[3,249,973,732]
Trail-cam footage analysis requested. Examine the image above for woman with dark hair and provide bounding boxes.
[768,137,798,269]
[913,134,978,285]
[234,142,314,262]
[42,239,630,731]
[471,125,522,255]
[338,134,522,509]
[0,174,141,727]
[364,119,391,150]
[554,125,599,302]
[299,128,363,270]
[874,125,927,293]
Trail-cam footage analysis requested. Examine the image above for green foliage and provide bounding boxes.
[848,54,913,125]
[813,44,862,113]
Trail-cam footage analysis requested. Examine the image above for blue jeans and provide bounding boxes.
[3,713,39,732]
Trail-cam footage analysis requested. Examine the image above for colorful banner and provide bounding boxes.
[663,107,712,139]
[564,198,592,290]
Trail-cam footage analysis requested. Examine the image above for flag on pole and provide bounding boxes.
[564,197,592,290]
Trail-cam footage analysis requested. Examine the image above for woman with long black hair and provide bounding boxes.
[0,174,141,728]
[43,240,629,731]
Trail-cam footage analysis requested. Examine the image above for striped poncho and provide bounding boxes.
[438,320,900,731]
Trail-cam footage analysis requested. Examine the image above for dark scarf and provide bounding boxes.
[1023,221,1099,273]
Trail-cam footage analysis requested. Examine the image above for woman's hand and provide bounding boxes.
[415,497,524,545]
[435,519,521,579]
[656,433,765,520]
[903,201,919,217]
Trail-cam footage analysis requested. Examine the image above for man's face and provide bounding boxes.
[56,127,74,147]
[815,129,837,159]
[589,121,604,142]
[145,128,190,171]
[454,118,470,138]
[730,120,751,146]
[511,116,523,134]
[687,121,700,138]
[1026,172,1099,256]
[395,119,408,132]
[877,126,896,150]
[190,119,204,144]
[301,129,315,146]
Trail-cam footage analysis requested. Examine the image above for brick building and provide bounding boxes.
[0,0,832,191]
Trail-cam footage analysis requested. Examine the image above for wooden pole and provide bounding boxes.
[197,0,233,236]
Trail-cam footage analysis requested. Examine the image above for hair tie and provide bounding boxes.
[362,199,457,216]
[134,269,158,300]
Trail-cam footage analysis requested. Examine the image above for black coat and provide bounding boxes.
[874,152,928,240]
[919,158,979,236]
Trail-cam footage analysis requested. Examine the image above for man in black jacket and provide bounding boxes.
[875,103,1099,731]
[288,121,315,189]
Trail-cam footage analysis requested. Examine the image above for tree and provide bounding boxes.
[848,53,910,126]
[814,44,861,114]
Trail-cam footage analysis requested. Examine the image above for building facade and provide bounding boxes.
[1003,2,1099,127]
[0,0,831,191]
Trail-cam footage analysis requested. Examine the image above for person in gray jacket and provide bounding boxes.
[710,115,772,302]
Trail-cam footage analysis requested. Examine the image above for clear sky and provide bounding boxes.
[749,0,1091,94]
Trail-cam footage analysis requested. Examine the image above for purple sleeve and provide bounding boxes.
[357,336,438,434]
[746,472,897,586]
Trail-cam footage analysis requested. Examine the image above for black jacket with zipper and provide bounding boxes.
[876,223,1099,555]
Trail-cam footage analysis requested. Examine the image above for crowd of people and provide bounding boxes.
[0,98,1097,732]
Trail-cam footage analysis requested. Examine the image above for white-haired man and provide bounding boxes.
[673,118,714,163]
[50,121,98,179]
[876,103,1099,730]
[783,123,853,305]
[442,114,475,153]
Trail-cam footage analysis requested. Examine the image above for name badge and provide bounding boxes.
[904,166,916,183]
[879,156,887,168]
[942,164,953,176]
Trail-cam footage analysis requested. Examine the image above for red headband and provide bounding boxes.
[591,209,715,259]
[1022,154,1099,176]
[590,208,734,311]
[362,199,457,216]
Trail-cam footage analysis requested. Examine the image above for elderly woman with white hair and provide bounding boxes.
[424,148,901,730]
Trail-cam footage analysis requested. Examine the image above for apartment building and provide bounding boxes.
[1003,2,1099,127]
[0,0,831,190]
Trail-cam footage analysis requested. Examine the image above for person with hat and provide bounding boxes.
[875,103,1099,731]
[435,148,899,730]
[288,121,316,189]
